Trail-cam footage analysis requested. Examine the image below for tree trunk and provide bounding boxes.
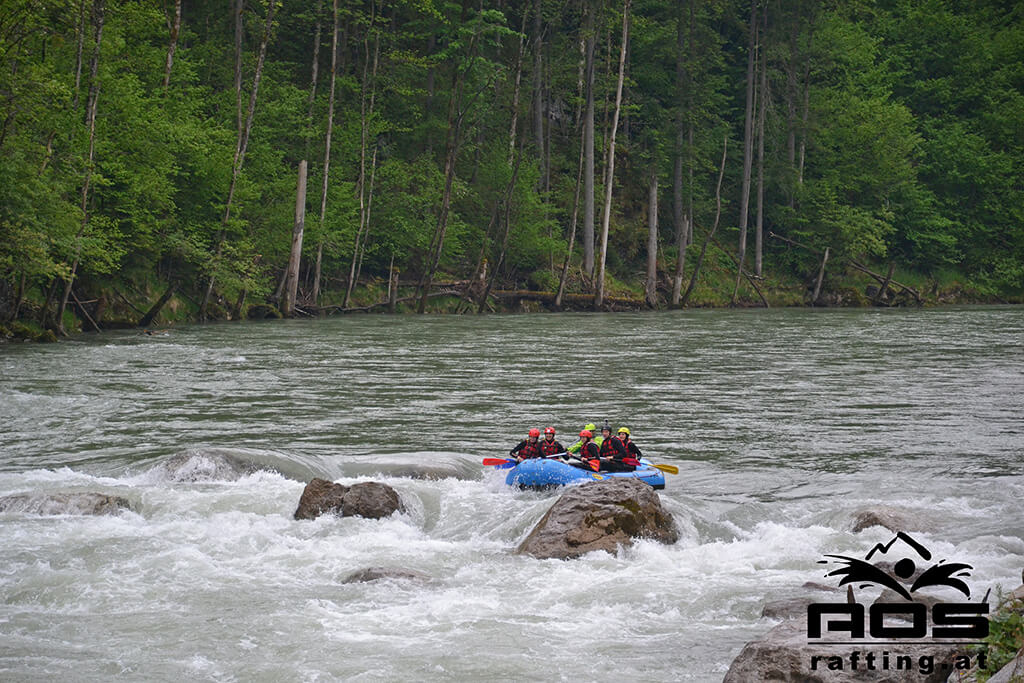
[162,0,182,90]
[345,12,381,308]
[72,0,87,110]
[582,2,596,278]
[139,280,178,328]
[645,169,658,307]
[594,0,630,310]
[811,246,829,305]
[670,0,691,307]
[532,0,545,184]
[754,1,767,277]
[200,0,276,321]
[731,0,758,304]
[508,9,528,164]
[556,140,586,309]
[57,0,104,336]
[680,136,728,308]
[478,143,524,313]
[282,160,307,317]
[312,0,341,307]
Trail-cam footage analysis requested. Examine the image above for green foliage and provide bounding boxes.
[976,591,1024,682]
[1,0,1022,322]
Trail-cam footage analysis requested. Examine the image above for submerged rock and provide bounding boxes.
[516,478,678,560]
[850,506,925,533]
[294,478,404,520]
[156,450,264,482]
[0,492,131,516]
[342,567,431,584]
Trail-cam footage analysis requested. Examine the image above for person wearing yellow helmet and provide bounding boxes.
[617,426,643,459]
[567,422,604,454]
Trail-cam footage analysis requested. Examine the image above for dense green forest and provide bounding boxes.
[1,0,1022,335]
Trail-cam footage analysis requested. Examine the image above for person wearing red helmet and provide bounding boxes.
[539,427,565,457]
[509,428,544,462]
[570,429,600,468]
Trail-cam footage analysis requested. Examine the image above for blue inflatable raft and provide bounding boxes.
[504,457,666,490]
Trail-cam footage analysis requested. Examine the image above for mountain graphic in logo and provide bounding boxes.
[818,531,974,600]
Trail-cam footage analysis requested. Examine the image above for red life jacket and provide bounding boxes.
[600,435,627,460]
[518,440,544,459]
[540,439,564,456]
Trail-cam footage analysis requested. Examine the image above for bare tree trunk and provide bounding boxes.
[508,9,528,164]
[57,0,104,336]
[786,18,798,208]
[162,0,182,90]
[811,246,829,305]
[594,0,630,309]
[556,140,586,309]
[72,0,87,110]
[645,169,658,307]
[532,0,545,183]
[200,0,276,321]
[312,0,342,307]
[582,2,596,277]
[731,0,758,304]
[139,280,178,328]
[754,2,767,277]
[416,28,486,314]
[352,145,378,287]
[345,11,381,308]
[671,0,691,307]
[681,136,727,308]
[281,160,307,316]
[477,143,524,313]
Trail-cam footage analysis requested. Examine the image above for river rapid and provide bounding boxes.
[1,307,1022,681]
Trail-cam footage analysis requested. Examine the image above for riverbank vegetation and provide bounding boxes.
[1,0,1022,335]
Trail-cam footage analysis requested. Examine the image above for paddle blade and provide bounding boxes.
[482,458,514,466]
[651,463,679,475]
[589,459,599,471]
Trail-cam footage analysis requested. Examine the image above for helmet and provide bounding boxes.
[584,423,597,432]
[617,427,630,436]
[601,422,612,433]
[528,428,540,438]
[544,427,555,435]
[579,430,593,439]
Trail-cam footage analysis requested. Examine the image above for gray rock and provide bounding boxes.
[342,567,431,584]
[850,507,924,533]
[294,478,404,520]
[516,478,678,560]
[724,615,976,682]
[986,650,1024,683]
[0,492,131,516]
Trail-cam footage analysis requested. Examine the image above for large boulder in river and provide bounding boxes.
[516,478,678,560]
[294,479,404,520]
[724,616,974,682]
[0,492,131,516]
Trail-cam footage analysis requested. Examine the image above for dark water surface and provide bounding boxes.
[1,307,1022,680]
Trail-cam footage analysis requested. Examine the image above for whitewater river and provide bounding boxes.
[1,307,1022,681]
